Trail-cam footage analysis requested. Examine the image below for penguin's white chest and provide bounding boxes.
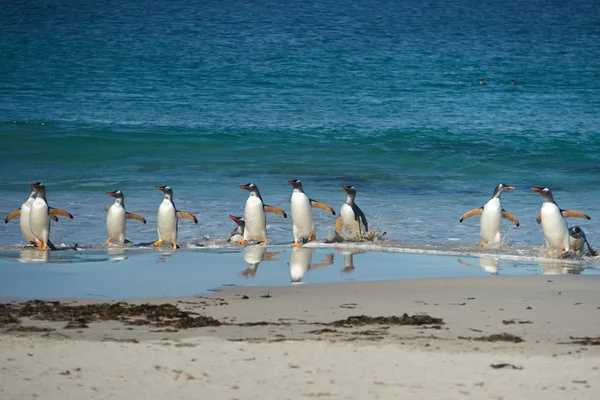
[29,198,50,244]
[569,236,585,253]
[540,203,569,251]
[107,203,126,243]
[291,192,314,239]
[340,204,358,232]
[289,247,312,282]
[244,196,266,241]
[480,198,502,243]
[20,198,36,243]
[157,199,177,241]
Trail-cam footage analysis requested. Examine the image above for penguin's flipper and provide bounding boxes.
[263,205,287,218]
[561,210,591,220]
[177,211,198,224]
[5,208,21,223]
[459,207,482,222]
[126,212,147,224]
[502,209,520,227]
[311,253,334,268]
[536,214,542,224]
[47,240,57,251]
[310,199,336,215]
[49,213,59,222]
[335,216,343,234]
[105,205,110,212]
[50,207,73,219]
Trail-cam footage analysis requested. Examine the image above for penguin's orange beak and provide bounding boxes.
[229,215,241,223]
[106,191,118,197]
[504,185,516,190]
[239,185,249,190]
[342,185,352,191]
[288,180,297,185]
[531,187,544,193]
[155,186,167,192]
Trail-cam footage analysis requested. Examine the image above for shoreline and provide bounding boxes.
[2,276,600,398]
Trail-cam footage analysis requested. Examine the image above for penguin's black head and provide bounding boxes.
[288,179,302,189]
[531,187,554,202]
[493,183,515,198]
[107,190,123,198]
[569,226,584,239]
[239,183,256,190]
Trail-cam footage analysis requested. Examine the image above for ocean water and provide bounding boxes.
[1,0,600,288]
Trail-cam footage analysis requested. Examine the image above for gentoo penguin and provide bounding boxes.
[531,187,590,253]
[288,247,334,283]
[105,190,146,244]
[239,183,287,245]
[335,185,368,236]
[569,226,597,256]
[227,215,245,244]
[28,182,73,251]
[459,184,519,246]
[154,185,198,250]
[288,179,335,247]
[5,185,70,246]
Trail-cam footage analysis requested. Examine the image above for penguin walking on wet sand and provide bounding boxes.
[5,185,66,246]
[105,190,146,244]
[154,186,198,250]
[531,187,591,253]
[227,215,245,244]
[569,226,597,256]
[239,183,287,245]
[288,179,335,247]
[28,182,73,251]
[335,185,368,237]
[459,183,520,247]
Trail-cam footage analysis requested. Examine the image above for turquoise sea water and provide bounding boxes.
[1,0,600,294]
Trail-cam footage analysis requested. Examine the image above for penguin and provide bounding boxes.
[154,185,198,250]
[288,247,334,283]
[459,183,519,246]
[227,215,245,244]
[28,182,73,251]
[335,185,368,237]
[239,183,287,245]
[569,226,597,256]
[105,190,146,244]
[5,185,70,246]
[531,187,590,253]
[288,179,335,247]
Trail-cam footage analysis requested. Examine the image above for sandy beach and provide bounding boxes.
[2,275,599,399]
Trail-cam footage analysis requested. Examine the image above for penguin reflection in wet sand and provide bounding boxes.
[5,184,68,246]
[569,226,597,256]
[154,186,198,250]
[289,179,336,247]
[239,183,287,245]
[105,190,146,244]
[531,187,590,253]
[335,185,368,237]
[29,182,73,251]
[289,247,334,283]
[459,184,519,246]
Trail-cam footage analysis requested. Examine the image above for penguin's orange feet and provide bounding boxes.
[153,240,163,247]
[38,242,47,251]
[293,241,301,248]
[481,240,488,247]
[236,239,247,245]
[106,237,113,244]
[171,242,178,250]
[310,233,316,242]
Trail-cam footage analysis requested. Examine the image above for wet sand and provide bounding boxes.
[1,275,599,399]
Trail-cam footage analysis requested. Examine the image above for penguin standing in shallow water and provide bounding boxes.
[227,215,245,244]
[105,190,146,244]
[288,179,335,247]
[239,183,287,245]
[460,184,519,246]
[5,184,70,246]
[335,185,368,237]
[569,226,597,256]
[531,187,590,253]
[154,186,197,250]
[28,182,73,251]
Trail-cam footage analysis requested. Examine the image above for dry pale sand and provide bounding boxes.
[1,275,600,399]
